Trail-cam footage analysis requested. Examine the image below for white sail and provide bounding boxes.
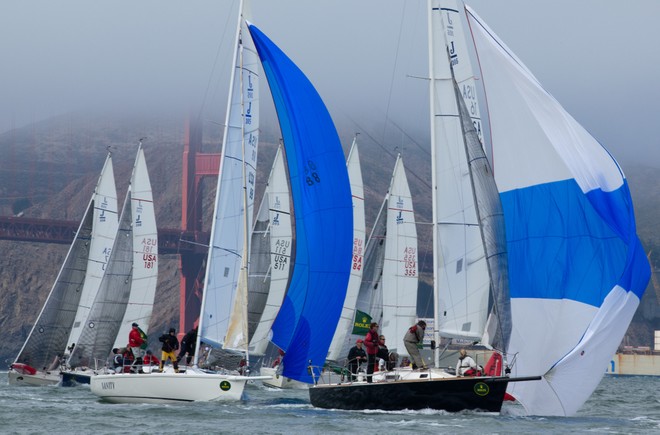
[249,146,292,356]
[327,137,366,361]
[10,154,118,378]
[435,0,484,142]
[66,155,119,349]
[430,0,490,345]
[381,155,418,357]
[197,7,260,354]
[340,189,387,359]
[88,1,278,402]
[246,163,272,350]
[112,146,158,345]
[341,156,416,359]
[69,144,157,368]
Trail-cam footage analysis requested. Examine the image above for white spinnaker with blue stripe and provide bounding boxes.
[466,5,650,416]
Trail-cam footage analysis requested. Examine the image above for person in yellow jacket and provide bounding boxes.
[158,328,180,373]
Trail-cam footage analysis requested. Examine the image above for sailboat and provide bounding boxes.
[62,142,158,385]
[89,0,352,402]
[311,0,649,415]
[309,0,537,412]
[8,153,119,386]
[89,4,261,403]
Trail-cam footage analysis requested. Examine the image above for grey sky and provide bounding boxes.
[1,0,658,168]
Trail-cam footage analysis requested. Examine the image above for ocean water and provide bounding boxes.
[1,373,659,434]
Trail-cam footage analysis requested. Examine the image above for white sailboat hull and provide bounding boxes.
[260,367,308,390]
[89,368,268,403]
[8,369,60,386]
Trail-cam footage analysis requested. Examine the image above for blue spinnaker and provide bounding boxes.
[248,23,353,383]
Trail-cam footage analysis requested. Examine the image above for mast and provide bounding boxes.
[193,0,246,367]
[427,0,442,368]
[238,17,251,366]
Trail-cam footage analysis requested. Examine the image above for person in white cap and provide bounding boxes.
[456,349,478,376]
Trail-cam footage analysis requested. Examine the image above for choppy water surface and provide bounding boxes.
[1,373,659,434]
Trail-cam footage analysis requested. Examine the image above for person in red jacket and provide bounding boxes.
[364,322,379,383]
[143,350,160,367]
[128,322,145,372]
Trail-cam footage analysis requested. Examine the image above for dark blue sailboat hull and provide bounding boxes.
[310,376,535,412]
[61,371,91,386]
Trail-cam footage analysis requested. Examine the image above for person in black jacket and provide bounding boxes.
[158,328,180,373]
[377,335,397,371]
[111,348,123,373]
[347,339,367,381]
[178,326,197,365]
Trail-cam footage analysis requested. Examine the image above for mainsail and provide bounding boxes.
[431,0,494,350]
[196,12,260,355]
[13,154,118,371]
[248,23,353,383]
[342,155,417,359]
[381,156,418,357]
[327,137,366,361]
[248,146,292,356]
[66,155,120,350]
[112,145,158,346]
[465,4,650,416]
[70,145,157,368]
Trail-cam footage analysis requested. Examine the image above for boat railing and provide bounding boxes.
[310,362,463,386]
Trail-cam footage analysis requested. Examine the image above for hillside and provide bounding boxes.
[0,114,658,368]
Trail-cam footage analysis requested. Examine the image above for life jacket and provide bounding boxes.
[484,352,503,376]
